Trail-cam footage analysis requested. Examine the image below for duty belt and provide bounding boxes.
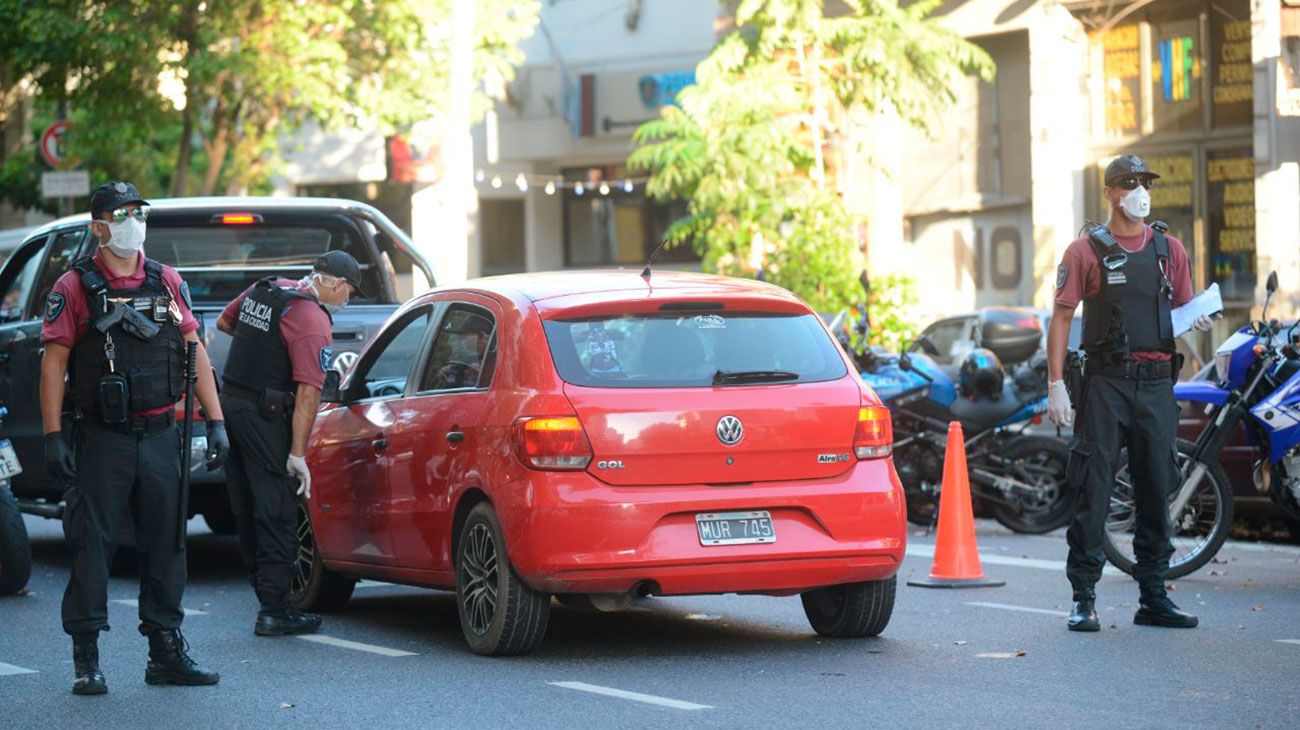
[94,412,174,434]
[1087,359,1175,381]
[222,381,295,412]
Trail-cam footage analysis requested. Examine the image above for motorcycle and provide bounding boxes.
[1103,272,1300,578]
[830,309,1074,534]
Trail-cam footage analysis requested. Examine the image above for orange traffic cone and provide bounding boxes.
[907,421,1005,589]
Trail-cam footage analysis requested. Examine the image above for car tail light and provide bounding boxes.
[512,416,593,470]
[854,405,893,459]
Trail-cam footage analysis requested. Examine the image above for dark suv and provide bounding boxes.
[0,197,433,532]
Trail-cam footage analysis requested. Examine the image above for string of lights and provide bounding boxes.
[473,169,651,196]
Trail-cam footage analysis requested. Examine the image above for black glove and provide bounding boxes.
[205,419,229,472]
[44,432,76,482]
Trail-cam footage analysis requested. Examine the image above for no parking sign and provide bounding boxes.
[38,120,71,168]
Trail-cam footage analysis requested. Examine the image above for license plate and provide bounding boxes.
[695,510,775,546]
[0,439,22,478]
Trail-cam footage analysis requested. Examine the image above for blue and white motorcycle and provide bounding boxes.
[1103,272,1300,578]
[830,311,1073,534]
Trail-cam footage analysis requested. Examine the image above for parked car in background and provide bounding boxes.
[294,270,906,655]
[0,197,433,533]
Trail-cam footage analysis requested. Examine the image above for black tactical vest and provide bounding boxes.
[223,278,329,394]
[1080,223,1175,361]
[70,257,187,417]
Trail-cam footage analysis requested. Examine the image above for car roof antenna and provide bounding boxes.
[640,237,670,280]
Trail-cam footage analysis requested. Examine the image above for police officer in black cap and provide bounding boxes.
[1045,155,1215,632]
[40,181,228,694]
[216,250,361,635]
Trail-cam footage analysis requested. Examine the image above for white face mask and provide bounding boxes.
[100,218,147,257]
[1118,186,1150,222]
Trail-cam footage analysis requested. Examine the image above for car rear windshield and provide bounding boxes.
[543,312,848,388]
[144,224,376,304]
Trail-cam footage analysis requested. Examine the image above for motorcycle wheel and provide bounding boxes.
[905,498,938,528]
[987,436,1074,534]
[1102,439,1233,580]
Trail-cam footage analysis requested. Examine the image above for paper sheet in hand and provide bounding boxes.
[1172,283,1223,337]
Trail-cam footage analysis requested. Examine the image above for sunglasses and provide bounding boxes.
[1111,176,1154,191]
[109,206,150,223]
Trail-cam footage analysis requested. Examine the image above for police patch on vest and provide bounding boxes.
[45,291,66,322]
[238,296,274,332]
[1055,264,1068,291]
[319,347,335,372]
[180,281,192,309]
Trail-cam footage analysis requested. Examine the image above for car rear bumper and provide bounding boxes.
[497,459,907,596]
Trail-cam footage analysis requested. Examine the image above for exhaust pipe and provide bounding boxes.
[17,499,64,519]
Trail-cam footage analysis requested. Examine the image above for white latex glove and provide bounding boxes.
[286,454,311,499]
[1047,379,1074,427]
[1191,314,1215,333]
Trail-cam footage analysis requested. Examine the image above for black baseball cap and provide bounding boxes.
[90,181,148,219]
[1104,155,1160,186]
[314,250,366,296]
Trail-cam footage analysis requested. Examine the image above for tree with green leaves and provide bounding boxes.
[0,0,538,204]
[629,0,993,314]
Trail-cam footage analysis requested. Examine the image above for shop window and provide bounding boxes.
[1095,24,1142,137]
[1206,148,1255,303]
[562,165,698,267]
[1210,0,1253,128]
[1149,10,1204,134]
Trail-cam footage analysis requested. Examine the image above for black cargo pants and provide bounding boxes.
[221,394,299,612]
[62,419,187,636]
[1065,372,1179,592]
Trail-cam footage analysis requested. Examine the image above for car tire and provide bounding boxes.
[0,484,32,596]
[456,502,550,656]
[290,500,355,612]
[801,575,896,638]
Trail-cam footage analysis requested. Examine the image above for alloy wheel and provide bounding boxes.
[460,523,500,635]
[293,501,313,597]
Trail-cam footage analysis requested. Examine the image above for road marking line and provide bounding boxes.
[296,634,416,657]
[1277,640,1300,646]
[354,580,397,590]
[0,662,38,676]
[111,599,207,616]
[549,682,711,711]
[967,601,1069,618]
[906,545,1122,575]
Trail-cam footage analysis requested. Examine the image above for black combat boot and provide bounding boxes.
[255,606,322,637]
[1067,588,1100,632]
[1134,586,1198,628]
[71,633,107,695]
[144,629,220,686]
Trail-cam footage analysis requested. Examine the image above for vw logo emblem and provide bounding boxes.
[716,415,744,446]
[331,350,359,374]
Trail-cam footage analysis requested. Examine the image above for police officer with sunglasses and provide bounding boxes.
[40,181,228,694]
[1044,155,1215,633]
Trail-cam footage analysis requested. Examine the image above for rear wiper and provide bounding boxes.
[711,369,800,385]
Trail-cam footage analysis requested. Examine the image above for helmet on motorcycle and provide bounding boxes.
[959,347,1004,401]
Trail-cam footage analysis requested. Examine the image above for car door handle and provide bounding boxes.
[446,430,465,444]
[372,437,388,450]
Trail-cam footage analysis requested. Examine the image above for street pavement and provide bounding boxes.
[2,515,1297,729]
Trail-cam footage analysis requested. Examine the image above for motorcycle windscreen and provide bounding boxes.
[544,313,861,485]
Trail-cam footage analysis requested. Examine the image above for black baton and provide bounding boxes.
[177,341,198,551]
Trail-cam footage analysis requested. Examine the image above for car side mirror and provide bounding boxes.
[321,370,343,403]
[1266,271,1278,294]
[913,335,940,356]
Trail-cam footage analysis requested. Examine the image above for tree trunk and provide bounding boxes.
[173,103,193,196]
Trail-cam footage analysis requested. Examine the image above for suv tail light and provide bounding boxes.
[854,405,893,459]
[512,416,593,470]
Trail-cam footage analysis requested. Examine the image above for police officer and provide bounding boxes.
[40,181,228,694]
[1046,155,1215,632]
[216,251,359,636]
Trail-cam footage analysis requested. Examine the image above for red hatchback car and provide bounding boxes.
[294,271,906,654]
